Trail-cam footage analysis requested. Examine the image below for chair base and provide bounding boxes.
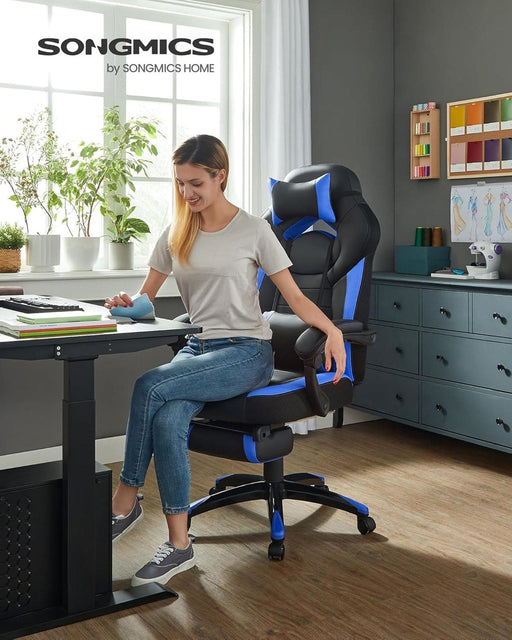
[188,458,376,560]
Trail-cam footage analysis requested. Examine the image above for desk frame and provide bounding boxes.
[0,318,197,638]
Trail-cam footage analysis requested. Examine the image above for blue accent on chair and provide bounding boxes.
[315,173,336,223]
[248,371,336,397]
[282,217,318,241]
[343,343,354,382]
[336,493,370,516]
[243,434,260,462]
[269,177,284,226]
[271,512,285,541]
[343,258,365,320]
[257,267,266,290]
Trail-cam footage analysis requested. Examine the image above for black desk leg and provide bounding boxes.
[62,358,98,613]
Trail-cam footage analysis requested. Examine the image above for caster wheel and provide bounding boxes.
[268,541,285,561]
[209,486,218,495]
[357,515,376,535]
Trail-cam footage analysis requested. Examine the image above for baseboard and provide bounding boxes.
[0,409,378,469]
[0,435,126,470]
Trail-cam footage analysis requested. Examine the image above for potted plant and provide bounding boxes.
[59,105,159,271]
[0,222,27,273]
[104,200,151,270]
[0,109,67,272]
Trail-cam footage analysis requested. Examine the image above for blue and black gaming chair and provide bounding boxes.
[177,164,380,560]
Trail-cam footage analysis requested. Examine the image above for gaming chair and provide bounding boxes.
[177,164,381,560]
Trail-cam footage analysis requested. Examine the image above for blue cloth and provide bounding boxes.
[120,336,274,514]
[110,293,155,320]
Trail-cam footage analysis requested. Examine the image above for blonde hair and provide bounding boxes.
[169,135,229,264]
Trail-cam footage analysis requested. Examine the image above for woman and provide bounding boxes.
[107,134,345,587]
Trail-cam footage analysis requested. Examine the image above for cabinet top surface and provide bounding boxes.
[373,271,512,292]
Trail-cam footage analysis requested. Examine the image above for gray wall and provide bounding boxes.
[394,0,512,276]
[309,0,512,277]
[309,0,395,271]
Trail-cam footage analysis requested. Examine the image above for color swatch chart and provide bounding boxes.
[447,93,512,179]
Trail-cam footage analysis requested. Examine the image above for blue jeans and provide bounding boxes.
[120,336,274,514]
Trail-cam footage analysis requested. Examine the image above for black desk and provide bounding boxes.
[0,314,199,638]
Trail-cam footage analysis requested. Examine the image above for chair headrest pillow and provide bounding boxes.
[269,172,336,226]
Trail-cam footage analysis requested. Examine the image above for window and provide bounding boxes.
[0,0,255,268]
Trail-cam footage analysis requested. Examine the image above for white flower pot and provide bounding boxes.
[26,234,61,272]
[62,236,101,271]
[108,242,134,270]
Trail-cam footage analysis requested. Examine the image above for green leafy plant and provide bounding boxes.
[59,106,159,237]
[0,222,27,250]
[0,109,67,234]
[105,202,151,243]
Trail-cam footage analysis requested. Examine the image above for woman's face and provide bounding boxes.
[175,163,226,213]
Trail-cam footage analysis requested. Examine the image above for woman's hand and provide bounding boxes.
[324,327,346,384]
[104,291,133,310]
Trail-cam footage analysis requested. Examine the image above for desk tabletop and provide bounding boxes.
[0,299,200,361]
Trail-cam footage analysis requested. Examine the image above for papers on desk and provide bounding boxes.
[0,316,117,338]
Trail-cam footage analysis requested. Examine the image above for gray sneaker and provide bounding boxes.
[112,494,143,542]
[131,541,195,587]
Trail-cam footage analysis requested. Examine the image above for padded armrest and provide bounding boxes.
[293,320,375,417]
[295,320,376,362]
[171,313,191,353]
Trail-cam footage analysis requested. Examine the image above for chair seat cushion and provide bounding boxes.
[198,370,354,425]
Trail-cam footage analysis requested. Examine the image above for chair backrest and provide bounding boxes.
[258,164,380,382]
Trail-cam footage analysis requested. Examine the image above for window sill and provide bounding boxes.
[0,268,179,300]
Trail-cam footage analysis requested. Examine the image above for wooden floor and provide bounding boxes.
[24,420,512,640]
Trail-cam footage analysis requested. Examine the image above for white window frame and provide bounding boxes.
[0,0,261,277]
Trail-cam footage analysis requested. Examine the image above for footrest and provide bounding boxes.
[188,421,293,463]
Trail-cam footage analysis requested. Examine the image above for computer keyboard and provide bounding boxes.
[0,295,83,314]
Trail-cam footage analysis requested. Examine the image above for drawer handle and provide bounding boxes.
[392,301,401,310]
[492,312,507,324]
[395,346,403,354]
[435,403,446,415]
[395,393,403,401]
[436,354,447,364]
[439,307,451,317]
[497,364,511,376]
[496,418,511,432]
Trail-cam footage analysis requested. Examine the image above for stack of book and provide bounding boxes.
[0,311,117,339]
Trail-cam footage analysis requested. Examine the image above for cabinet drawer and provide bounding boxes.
[422,289,469,332]
[473,293,512,339]
[377,285,419,325]
[422,381,512,449]
[422,332,512,393]
[367,324,419,373]
[352,367,419,422]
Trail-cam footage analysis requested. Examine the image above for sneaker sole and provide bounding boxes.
[130,555,196,587]
[112,508,144,544]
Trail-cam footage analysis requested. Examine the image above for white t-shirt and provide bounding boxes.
[148,209,292,340]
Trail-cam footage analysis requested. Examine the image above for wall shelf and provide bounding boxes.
[447,91,512,179]
[410,108,440,179]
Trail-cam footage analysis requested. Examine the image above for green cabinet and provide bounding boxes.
[352,273,512,453]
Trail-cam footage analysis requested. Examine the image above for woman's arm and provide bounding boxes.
[270,268,346,384]
[105,267,168,309]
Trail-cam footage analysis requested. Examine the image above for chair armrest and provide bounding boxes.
[293,320,376,417]
[171,313,191,354]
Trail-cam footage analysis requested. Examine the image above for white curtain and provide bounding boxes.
[260,0,316,435]
[259,0,312,210]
